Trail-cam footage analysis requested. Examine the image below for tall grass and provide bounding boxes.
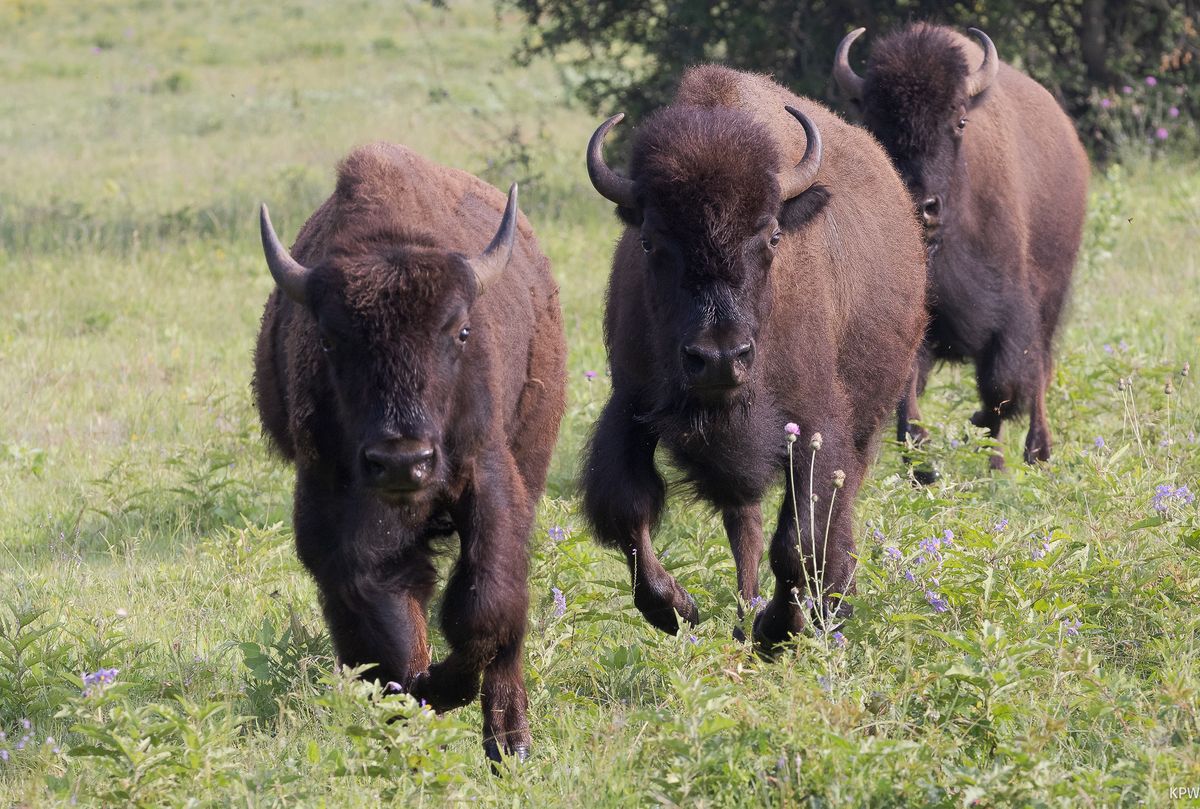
[1,0,1197,805]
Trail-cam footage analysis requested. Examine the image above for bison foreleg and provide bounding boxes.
[582,393,698,635]
[409,454,533,761]
[722,503,763,640]
[754,434,860,655]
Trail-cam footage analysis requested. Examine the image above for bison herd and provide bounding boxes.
[252,24,1087,761]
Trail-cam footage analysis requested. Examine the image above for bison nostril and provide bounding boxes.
[921,196,941,220]
[682,345,711,376]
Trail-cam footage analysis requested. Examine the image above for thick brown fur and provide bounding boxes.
[252,143,566,762]
[852,23,1089,468]
[581,66,927,652]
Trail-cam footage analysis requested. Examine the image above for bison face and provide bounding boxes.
[635,207,777,405]
[259,186,519,507]
[587,106,824,408]
[834,26,998,240]
[305,252,475,505]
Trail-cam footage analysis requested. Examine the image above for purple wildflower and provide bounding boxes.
[552,587,566,617]
[584,370,597,381]
[1119,339,1129,352]
[1094,436,1105,449]
[1103,343,1114,354]
[831,631,846,648]
[993,518,1008,533]
[802,594,816,612]
[942,529,954,546]
[82,668,118,695]
[872,527,885,542]
[1153,484,1195,514]
[904,570,916,583]
[784,422,801,436]
[0,750,7,762]
[687,634,699,645]
[884,546,902,561]
[14,739,24,751]
[20,719,29,731]
[1064,617,1082,637]
[548,525,566,543]
[1155,127,1169,141]
[1122,85,1133,95]
[1100,98,1112,109]
[748,595,768,611]
[1146,76,1158,86]
[925,591,949,613]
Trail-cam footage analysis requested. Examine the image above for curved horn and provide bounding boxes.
[259,203,311,305]
[964,28,998,98]
[778,106,824,200]
[468,183,519,293]
[586,113,637,208]
[832,27,866,101]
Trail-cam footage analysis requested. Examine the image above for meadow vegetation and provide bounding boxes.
[1,0,1197,805]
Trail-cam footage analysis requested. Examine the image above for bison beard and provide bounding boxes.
[252,143,566,762]
[581,66,927,652]
[834,24,1089,470]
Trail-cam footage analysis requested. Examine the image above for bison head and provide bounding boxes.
[587,106,823,408]
[834,25,997,236]
[258,185,519,506]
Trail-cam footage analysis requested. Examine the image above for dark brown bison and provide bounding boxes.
[581,65,927,651]
[833,24,1089,469]
[252,143,566,762]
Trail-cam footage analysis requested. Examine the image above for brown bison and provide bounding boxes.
[581,65,927,651]
[252,143,566,762]
[833,24,1089,469]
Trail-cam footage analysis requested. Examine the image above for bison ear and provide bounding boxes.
[615,204,642,228]
[260,203,312,305]
[779,186,831,233]
[468,183,519,294]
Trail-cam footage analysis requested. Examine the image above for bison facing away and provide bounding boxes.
[833,24,1089,469]
[582,66,927,651]
[252,143,566,761]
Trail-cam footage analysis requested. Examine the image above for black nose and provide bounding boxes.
[682,339,754,389]
[361,439,436,494]
[920,195,942,226]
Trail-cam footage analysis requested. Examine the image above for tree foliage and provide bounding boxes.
[506,0,1199,156]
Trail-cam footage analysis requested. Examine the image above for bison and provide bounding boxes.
[252,143,566,762]
[832,24,1089,469]
[581,65,927,651]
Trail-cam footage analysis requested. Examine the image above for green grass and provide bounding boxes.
[1,1,1198,805]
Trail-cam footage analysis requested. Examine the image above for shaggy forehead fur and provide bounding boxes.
[328,243,472,349]
[863,23,971,154]
[630,105,780,277]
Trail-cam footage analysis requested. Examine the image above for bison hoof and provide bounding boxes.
[988,452,1007,471]
[633,576,699,635]
[911,465,940,486]
[752,599,804,658]
[484,740,531,769]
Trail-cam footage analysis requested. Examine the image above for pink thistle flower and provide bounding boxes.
[1155,127,1169,141]
[1145,76,1158,87]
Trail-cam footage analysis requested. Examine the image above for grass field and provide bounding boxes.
[2,1,1199,805]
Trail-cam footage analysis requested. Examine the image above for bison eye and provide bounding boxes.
[640,238,653,254]
[769,229,782,248]
[458,325,470,344]
[957,117,968,131]
[319,333,334,353]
